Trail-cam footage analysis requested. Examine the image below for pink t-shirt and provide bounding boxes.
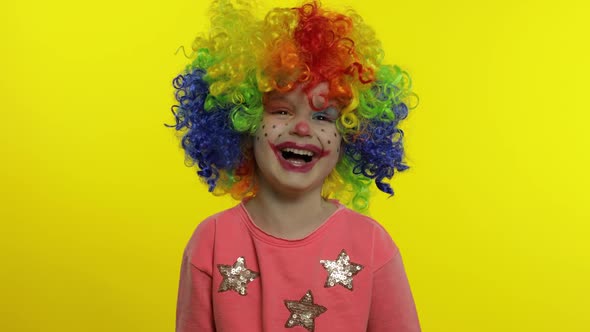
[176,201,421,332]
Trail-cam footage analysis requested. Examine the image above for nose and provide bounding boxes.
[291,120,311,137]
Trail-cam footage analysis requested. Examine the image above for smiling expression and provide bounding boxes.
[253,82,343,196]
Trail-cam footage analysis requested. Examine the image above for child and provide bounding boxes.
[169,1,420,331]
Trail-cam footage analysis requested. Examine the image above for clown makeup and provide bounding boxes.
[252,82,342,196]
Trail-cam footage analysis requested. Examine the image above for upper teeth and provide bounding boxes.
[282,148,314,157]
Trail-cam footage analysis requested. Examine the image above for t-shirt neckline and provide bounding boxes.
[238,199,344,247]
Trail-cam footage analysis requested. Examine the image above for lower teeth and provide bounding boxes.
[281,151,312,163]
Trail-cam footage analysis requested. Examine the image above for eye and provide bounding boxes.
[312,114,331,121]
[272,109,290,116]
[265,103,292,116]
[312,107,339,122]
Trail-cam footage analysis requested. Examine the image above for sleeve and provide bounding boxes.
[367,250,421,332]
[175,250,216,332]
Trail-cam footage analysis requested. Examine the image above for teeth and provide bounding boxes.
[281,148,315,157]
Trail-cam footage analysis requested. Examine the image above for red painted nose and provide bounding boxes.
[292,120,311,136]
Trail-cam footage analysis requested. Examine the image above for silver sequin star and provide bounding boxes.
[320,249,364,291]
[217,256,259,296]
[284,290,327,332]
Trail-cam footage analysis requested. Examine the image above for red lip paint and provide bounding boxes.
[269,141,330,173]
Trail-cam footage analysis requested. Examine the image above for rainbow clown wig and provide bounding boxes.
[168,0,417,213]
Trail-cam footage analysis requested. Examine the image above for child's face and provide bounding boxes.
[253,82,342,196]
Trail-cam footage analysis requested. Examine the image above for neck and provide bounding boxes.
[244,176,337,240]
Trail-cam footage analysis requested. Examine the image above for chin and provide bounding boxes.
[257,169,327,197]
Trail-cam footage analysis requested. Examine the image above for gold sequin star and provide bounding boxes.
[320,249,364,291]
[284,290,327,332]
[217,256,259,296]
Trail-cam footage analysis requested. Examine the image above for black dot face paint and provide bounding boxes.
[272,125,276,129]
[264,133,268,137]
[320,129,325,132]
[328,140,331,144]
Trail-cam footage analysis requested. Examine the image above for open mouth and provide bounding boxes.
[280,148,315,163]
[270,142,326,172]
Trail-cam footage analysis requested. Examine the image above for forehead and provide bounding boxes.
[264,82,334,109]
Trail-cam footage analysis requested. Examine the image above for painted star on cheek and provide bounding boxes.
[284,290,327,332]
[217,257,259,296]
[320,249,364,291]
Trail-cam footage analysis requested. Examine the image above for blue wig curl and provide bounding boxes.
[169,69,248,193]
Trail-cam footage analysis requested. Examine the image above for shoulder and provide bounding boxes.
[183,204,243,273]
[334,207,400,270]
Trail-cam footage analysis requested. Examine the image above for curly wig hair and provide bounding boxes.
[168,0,416,213]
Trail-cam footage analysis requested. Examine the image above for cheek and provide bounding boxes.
[255,118,284,144]
[319,126,342,150]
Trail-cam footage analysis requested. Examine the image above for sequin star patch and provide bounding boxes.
[284,290,327,332]
[320,249,363,291]
[217,256,259,296]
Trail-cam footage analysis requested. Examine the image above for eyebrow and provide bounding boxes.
[263,93,295,106]
[263,91,341,113]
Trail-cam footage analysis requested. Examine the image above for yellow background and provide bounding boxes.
[1,0,589,331]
